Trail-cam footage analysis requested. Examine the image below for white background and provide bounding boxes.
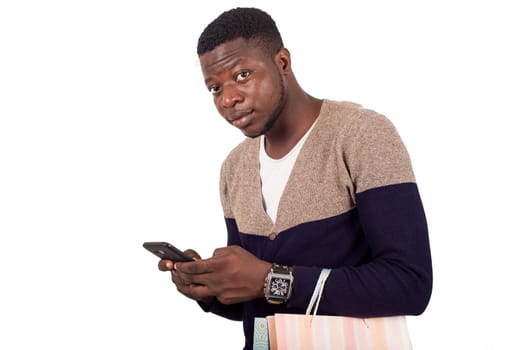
[1,1,523,349]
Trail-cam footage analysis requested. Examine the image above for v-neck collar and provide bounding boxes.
[254,100,328,234]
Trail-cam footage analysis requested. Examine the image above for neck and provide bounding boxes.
[264,92,322,159]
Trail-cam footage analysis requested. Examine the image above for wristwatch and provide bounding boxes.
[264,264,293,304]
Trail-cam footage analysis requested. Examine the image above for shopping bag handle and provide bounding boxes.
[306,268,331,315]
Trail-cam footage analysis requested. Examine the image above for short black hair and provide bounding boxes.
[197,7,283,57]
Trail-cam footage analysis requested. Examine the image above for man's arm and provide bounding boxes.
[288,182,432,317]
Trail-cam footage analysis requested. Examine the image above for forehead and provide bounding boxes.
[199,38,270,78]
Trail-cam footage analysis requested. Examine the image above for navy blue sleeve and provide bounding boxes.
[197,299,244,321]
[289,183,432,317]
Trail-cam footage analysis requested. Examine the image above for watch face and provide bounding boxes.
[270,277,290,297]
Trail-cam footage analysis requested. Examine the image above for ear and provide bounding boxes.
[274,48,291,74]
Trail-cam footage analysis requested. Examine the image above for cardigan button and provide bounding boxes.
[268,232,277,240]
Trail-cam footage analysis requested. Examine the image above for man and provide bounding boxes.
[158,7,432,349]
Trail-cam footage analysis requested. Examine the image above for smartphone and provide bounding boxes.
[143,241,194,262]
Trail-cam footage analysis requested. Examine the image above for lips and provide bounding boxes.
[227,110,254,129]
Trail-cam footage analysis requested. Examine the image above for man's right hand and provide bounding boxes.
[157,249,215,305]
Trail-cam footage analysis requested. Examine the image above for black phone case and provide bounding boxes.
[143,242,193,262]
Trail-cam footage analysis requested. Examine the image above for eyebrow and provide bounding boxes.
[203,56,248,85]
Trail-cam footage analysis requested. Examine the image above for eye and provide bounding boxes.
[235,70,251,82]
[208,85,220,95]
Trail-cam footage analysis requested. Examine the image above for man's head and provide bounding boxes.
[197,7,283,58]
[198,8,294,139]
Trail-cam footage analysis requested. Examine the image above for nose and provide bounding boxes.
[221,83,243,108]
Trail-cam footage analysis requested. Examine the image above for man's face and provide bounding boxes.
[199,38,286,138]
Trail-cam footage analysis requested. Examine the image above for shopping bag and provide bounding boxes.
[272,313,411,349]
[271,269,413,350]
[267,316,277,349]
[253,317,270,350]
[254,315,279,349]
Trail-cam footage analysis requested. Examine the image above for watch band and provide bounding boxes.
[271,264,290,275]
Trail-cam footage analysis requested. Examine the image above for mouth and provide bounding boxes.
[227,110,254,129]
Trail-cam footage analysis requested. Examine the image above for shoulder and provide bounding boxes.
[319,99,415,192]
[321,99,396,134]
[315,99,399,149]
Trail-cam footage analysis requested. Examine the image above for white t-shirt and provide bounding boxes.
[259,121,317,223]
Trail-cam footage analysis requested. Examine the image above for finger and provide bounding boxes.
[158,259,174,271]
[212,246,230,256]
[173,266,201,285]
[171,270,192,290]
[170,270,198,299]
[179,270,208,286]
[184,249,201,260]
[171,269,185,285]
[188,283,213,301]
[176,259,211,274]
